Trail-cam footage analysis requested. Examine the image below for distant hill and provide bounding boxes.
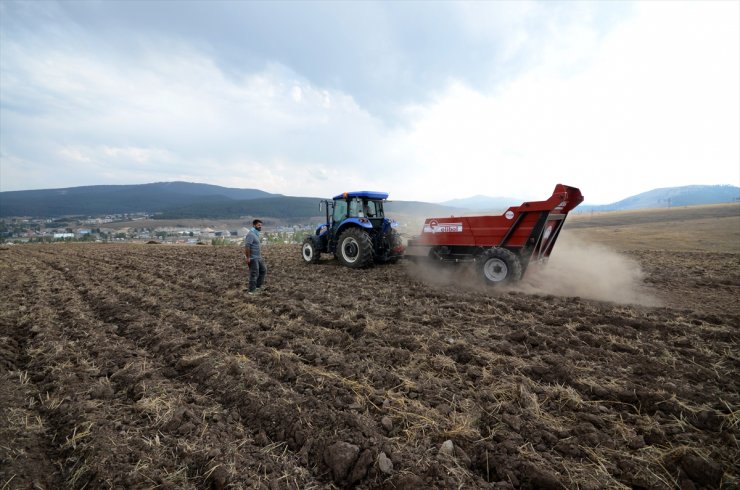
[0,181,468,220]
[439,194,523,211]
[158,196,464,221]
[157,196,323,220]
[0,182,279,217]
[579,185,740,212]
[2,182,737,219]
[439,185,740,213]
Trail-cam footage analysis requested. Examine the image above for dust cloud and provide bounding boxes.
[404,234,660,306]
[405,258,481,289]
[515,234,660,306]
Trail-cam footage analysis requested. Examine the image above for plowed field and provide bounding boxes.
[1,238,738,489]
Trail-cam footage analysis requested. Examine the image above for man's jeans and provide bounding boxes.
[248,258,266,291]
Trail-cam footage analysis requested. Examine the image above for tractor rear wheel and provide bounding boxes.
[477,247,522,285]
[301,236,321,264]
[336,228,373,268]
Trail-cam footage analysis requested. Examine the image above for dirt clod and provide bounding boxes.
[324,441,360,482]
[680,453,723,487]
[207,465,230,489]
[349,448,374,483]
[89,382,114,399]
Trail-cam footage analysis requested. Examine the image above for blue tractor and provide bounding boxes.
[301,191,405,268]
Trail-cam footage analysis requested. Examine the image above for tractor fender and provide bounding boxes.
[336,218,373,237]
[381,218,400,234]
[315,223,330,237]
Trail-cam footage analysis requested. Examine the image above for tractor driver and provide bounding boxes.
[365,201,377,218]
[349,198,376,218]
[349,197,362,218]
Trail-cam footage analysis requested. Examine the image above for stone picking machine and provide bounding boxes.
[406,184,584,285]
[301,191,405,268]
[301,184,583,284]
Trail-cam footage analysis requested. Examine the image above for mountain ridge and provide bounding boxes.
[436,185,739,213]
[0,182,278,217]
[1,182,737,219]
[581,184,739,211]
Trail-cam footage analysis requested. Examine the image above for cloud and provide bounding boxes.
[1,1,737,204]
[385,1,740,203]
[1,34,388,195]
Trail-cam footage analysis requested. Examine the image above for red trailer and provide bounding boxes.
[406,184,584,285]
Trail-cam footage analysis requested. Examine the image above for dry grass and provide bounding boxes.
[566,203,740,252]
[136,393,182,427]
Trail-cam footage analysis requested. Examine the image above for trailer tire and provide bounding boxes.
[336,228,374,268]
[301,236,321,264]
[478,247,522,285]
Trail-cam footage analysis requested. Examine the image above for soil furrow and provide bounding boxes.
[31,246,326,489]
[1,244,736,489]
[0,255,65,489]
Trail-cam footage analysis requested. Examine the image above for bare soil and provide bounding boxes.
[565,203,740,254]
[1,237,738,489]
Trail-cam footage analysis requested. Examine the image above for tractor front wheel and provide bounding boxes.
[301,236,321,264]
[477,247,522,285]
[336,228,373,268]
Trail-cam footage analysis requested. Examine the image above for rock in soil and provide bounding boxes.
[439,439,454,457]
[378,451,394,474]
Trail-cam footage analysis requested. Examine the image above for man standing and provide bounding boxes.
[244,219,266,294]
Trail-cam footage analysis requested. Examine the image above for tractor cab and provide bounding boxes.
[331,192,388,232]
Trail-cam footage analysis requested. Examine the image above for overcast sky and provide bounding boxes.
[1,1,738,204]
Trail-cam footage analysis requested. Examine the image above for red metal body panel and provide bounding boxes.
[416,184,584,255]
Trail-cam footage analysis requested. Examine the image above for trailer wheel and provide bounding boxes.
[301,236,321,264]
[336,228,373,268]
[478,248,522,285]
